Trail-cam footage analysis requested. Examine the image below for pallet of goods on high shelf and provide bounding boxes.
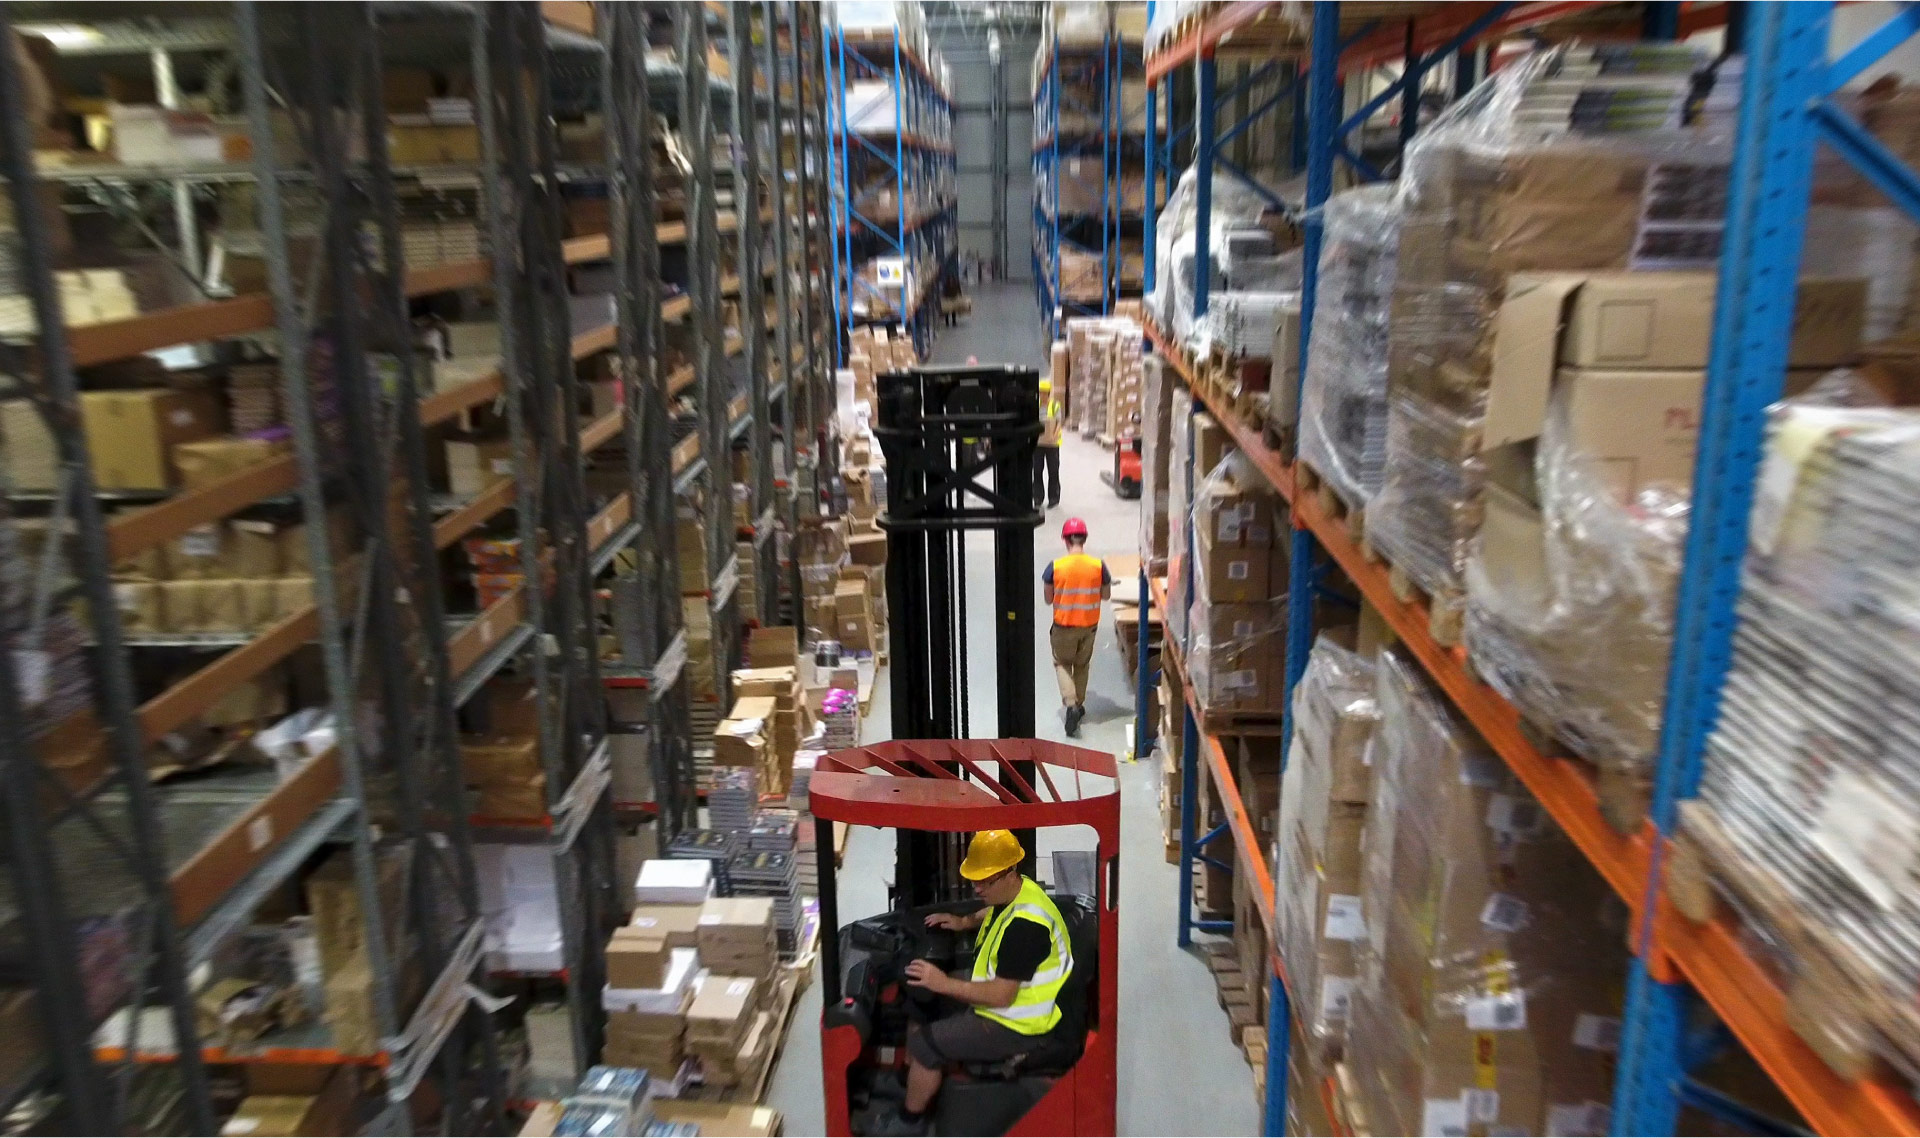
[1053,310,1144,446]
[1147,164,1303,444]
[1671,396,1920,1089]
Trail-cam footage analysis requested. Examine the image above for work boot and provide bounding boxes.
[1064,705,1084,736]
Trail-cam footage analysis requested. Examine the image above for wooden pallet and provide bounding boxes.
[685,921,817,1106]
[1332,1062,1372,1137]
[1668,799,1918,1086]
[1294,459,1371,557]
[1195,707,1289,738]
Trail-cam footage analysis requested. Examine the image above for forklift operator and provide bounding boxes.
[887,830,1075,1133]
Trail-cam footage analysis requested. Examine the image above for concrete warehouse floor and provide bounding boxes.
[766,283,1260,1135]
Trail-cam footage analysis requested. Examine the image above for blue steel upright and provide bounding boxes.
[1617,3,1887,1132]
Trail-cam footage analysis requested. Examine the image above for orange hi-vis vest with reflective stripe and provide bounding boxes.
[1051,553,1104,628]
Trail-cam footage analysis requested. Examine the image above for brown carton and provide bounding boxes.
[172,437,287,491]
[606,925,671,989]
[1195,526,1274,605]
[446,437,516,498]
[630,903,703,949]
[81,389,223,490]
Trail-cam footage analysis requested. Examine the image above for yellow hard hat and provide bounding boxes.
[1038,379,1053,392]
[959,829,1025,880]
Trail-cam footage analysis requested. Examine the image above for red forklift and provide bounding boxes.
[811,740,1120,1137]
[811,364,1119,1136]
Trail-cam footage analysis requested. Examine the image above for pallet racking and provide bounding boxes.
[1133,3,1920,1136]
[1030,7,1153,339]
[0,3,828,1130]
[825,7,957,363]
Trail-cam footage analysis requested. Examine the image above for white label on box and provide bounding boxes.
[1319,975,1352,1022]
[1811,768,1918,909]
[226,1120,260,1134]
[726,978,752,996]
[1224,669,1257,691]
[247,815,274,851]
[632,917,659,929]
[1465,990,1527,1032]
[1322,894,1365,941]
[1479,892,1530,933]
[1231,620,1255,640]
[180,524,221,558]
[1546,1102,1611,1137]
[11,649,49,707]
[1464,1089,1500,1125]
[490,458,512,475]
[1227,561,1249,581]
[114,582,142,611]
[234,519,276,535]
[698,913,724,925]
[1421,1097,1468,1137]
[479,617,495,644]
[1572,1013,1621,1052]
[169,408,196,427]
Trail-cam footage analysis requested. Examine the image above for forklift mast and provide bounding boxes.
[873,365,1042,907]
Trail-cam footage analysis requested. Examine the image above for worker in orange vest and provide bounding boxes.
[1042,518,1110,736]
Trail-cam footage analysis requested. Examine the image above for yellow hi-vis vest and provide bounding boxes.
[971,876,1073,1035]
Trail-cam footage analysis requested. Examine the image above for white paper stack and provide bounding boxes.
[634,858,714,907]
[475,842,564,972]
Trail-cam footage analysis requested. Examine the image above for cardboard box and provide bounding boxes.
[606,925,671,990]
[446,437,516,498]
[1,399,57,490]
[230,519,286,576]
[649,1101,780,1137]
[746,625,798,668]
[172,437,287,491]
[388,121,480,164]
[1557,365,1705,499]
[80,389,223,490]
[1549,271,1863,371]
[1187,597,1283,713]
[848,530,888,567]
[1195,526,1274,605]
[630,903,703,949]
[220,1067,354,1136]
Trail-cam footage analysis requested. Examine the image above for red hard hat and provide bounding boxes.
[1062,517,1088,539]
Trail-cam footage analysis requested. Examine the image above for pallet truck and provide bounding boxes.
[813,365,1120,1136]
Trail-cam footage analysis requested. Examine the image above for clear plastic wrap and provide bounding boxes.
[1462,384,1688,783]
[1138,355,1174,572]
[1148,165,1276,344]
[1275,638,1377,1065]
[1367,46,1728,601]
[1184,451,1286,717]
[1688,402,1920,1081]
[1346,650,1628,1138]
[1165,383,1194,652]
[1297,185,1402,509]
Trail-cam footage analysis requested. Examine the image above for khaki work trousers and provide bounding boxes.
[1050,623,1096,708]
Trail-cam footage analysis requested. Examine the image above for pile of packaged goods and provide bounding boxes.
[1145,165,1303,432]
[1296,185,1401,512]
[1054,311,1146,441]
[1343,649,1628,1138]
[1183,451,1289,724]
[1138,354,1176,572]
[1683,400,1920,1084]
[1409,50,1870,826]
[604,857,791,1100]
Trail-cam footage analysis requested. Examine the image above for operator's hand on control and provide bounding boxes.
[924,912,969,931]
[904,959,954,996]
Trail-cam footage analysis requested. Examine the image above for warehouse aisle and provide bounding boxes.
[767,285,1259,1135]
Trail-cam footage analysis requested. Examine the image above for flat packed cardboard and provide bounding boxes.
[81,389,222,489]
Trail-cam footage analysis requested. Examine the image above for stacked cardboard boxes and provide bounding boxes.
[1344,651,1627,1137]
[695,897,778,986]
[1457,271,1862,816]
[601,946,699,1076]
[1185,453,1288,719]
[1275,639,1377,1070]
[1298,185,1402,510]
[685,975,766,1089]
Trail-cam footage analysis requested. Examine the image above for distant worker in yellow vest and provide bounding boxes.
[1043,518,1110,736]
[883,830,1074,1136]
[1035,378,1063,509]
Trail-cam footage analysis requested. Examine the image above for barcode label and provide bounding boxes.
[180,524,221,558]
[1486,793,1543,836]
[1480,893,1530,933]
[1323,894,1366,941]
[1464,1089,1500,1125]
[1421,1098,1468,1137]
[1466,991,1527,1031]
[1572,1014,1621,1052]
[1227,561,1249,580]
[247,816,275,851]
[727,979,753,996]
[1319,976,1353,1022]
